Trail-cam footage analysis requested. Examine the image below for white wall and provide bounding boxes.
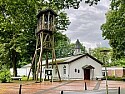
[52,64,69,80]
[69,56,102,79]
[51,56,102,80]
[10,67,32,77]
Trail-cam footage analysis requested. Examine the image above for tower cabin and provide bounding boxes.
[37,9,57,33]
[36,9,57,50]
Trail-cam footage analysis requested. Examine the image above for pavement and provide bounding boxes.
[63,89,125,94]
[0,80,125,94]
[63,90,112,94]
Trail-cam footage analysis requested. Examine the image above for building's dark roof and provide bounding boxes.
[37,9,57,18]
[75,39,81,49]
[48,53,103,65]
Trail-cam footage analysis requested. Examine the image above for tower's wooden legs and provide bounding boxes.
[52,49,61,82]
[27,35,39,81]
[27,50,37,81]
[27,32,61,82]
[36,33,43,82]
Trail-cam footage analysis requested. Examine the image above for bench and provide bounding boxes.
[96,76,104,80]
[11,77,22,81]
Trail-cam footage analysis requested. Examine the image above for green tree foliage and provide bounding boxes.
[0,0,37,76]
[55,32,70,58]
[101,0,125,60]
[110,58,125,67]
[54,32,86,58]
[85,0,100,5]
[0,0,85,76]
[0,0,111,77]
[0,65,11,83]
[79,43,86,54]
[91,47,112,65]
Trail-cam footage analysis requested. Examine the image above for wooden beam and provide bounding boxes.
[48,12,50,30]
[34,36,38,80]
[36,32,43,82]
[42,14,44,29]
[27,49,37,80]
[52,15,55,31]
[52,36,61,81]
[53,49,61,82]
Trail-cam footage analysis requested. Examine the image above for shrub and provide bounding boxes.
[0,66,11,83]
[105,76,122,81]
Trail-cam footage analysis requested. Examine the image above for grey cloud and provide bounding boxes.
[94,5,109,11]
[64,0,110,48]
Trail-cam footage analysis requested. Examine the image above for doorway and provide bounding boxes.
[84,69,90,80]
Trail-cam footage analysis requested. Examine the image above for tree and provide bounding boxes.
[91,47,112,65]
[0,0,85,76]
[54,32,70,58]
[85,0,101,5]
[101,0,125,60]
[0,0,114,77]
[79,43,86,54]
[110,58,125,67]
[0,0,37,76]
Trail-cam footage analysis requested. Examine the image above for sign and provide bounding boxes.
[45,68,53,76]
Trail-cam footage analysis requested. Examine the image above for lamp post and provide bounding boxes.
[100,49,110,94]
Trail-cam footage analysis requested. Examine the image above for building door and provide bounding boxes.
[84,69,90,80]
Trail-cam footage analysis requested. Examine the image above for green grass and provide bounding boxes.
[21,76,33,81]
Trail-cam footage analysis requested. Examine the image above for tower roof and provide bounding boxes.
[75,39,81,49]
[37,9,57,18]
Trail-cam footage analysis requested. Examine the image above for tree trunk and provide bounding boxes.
[12,49,17,77]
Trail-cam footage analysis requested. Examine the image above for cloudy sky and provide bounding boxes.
[63,0,110,49]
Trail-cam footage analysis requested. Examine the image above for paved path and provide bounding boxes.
[93,81,101,90]
[0,80,125,94]
[34,80,125,94]
[34,81,74,94]
[63,89,125,94]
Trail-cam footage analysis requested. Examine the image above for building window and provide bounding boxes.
[75,68,77,72]
[78,69,80,73]
[64,69,66,74]
[63,65,66,74]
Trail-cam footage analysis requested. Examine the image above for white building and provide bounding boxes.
[10,64,32,77]
[51,53,103,80]
[10,53,103,80]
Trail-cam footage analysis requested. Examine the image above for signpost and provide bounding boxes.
[43,68,53,83]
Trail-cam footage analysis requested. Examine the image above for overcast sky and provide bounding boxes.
[63,0,110,49]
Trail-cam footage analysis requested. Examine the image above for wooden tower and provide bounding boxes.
[27,9,61,82]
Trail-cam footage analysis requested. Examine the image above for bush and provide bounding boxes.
[103,76,125,81]
[104,76,122,81]
[0,66,11,83]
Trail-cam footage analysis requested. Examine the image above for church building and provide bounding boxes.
[49,39,103,80]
